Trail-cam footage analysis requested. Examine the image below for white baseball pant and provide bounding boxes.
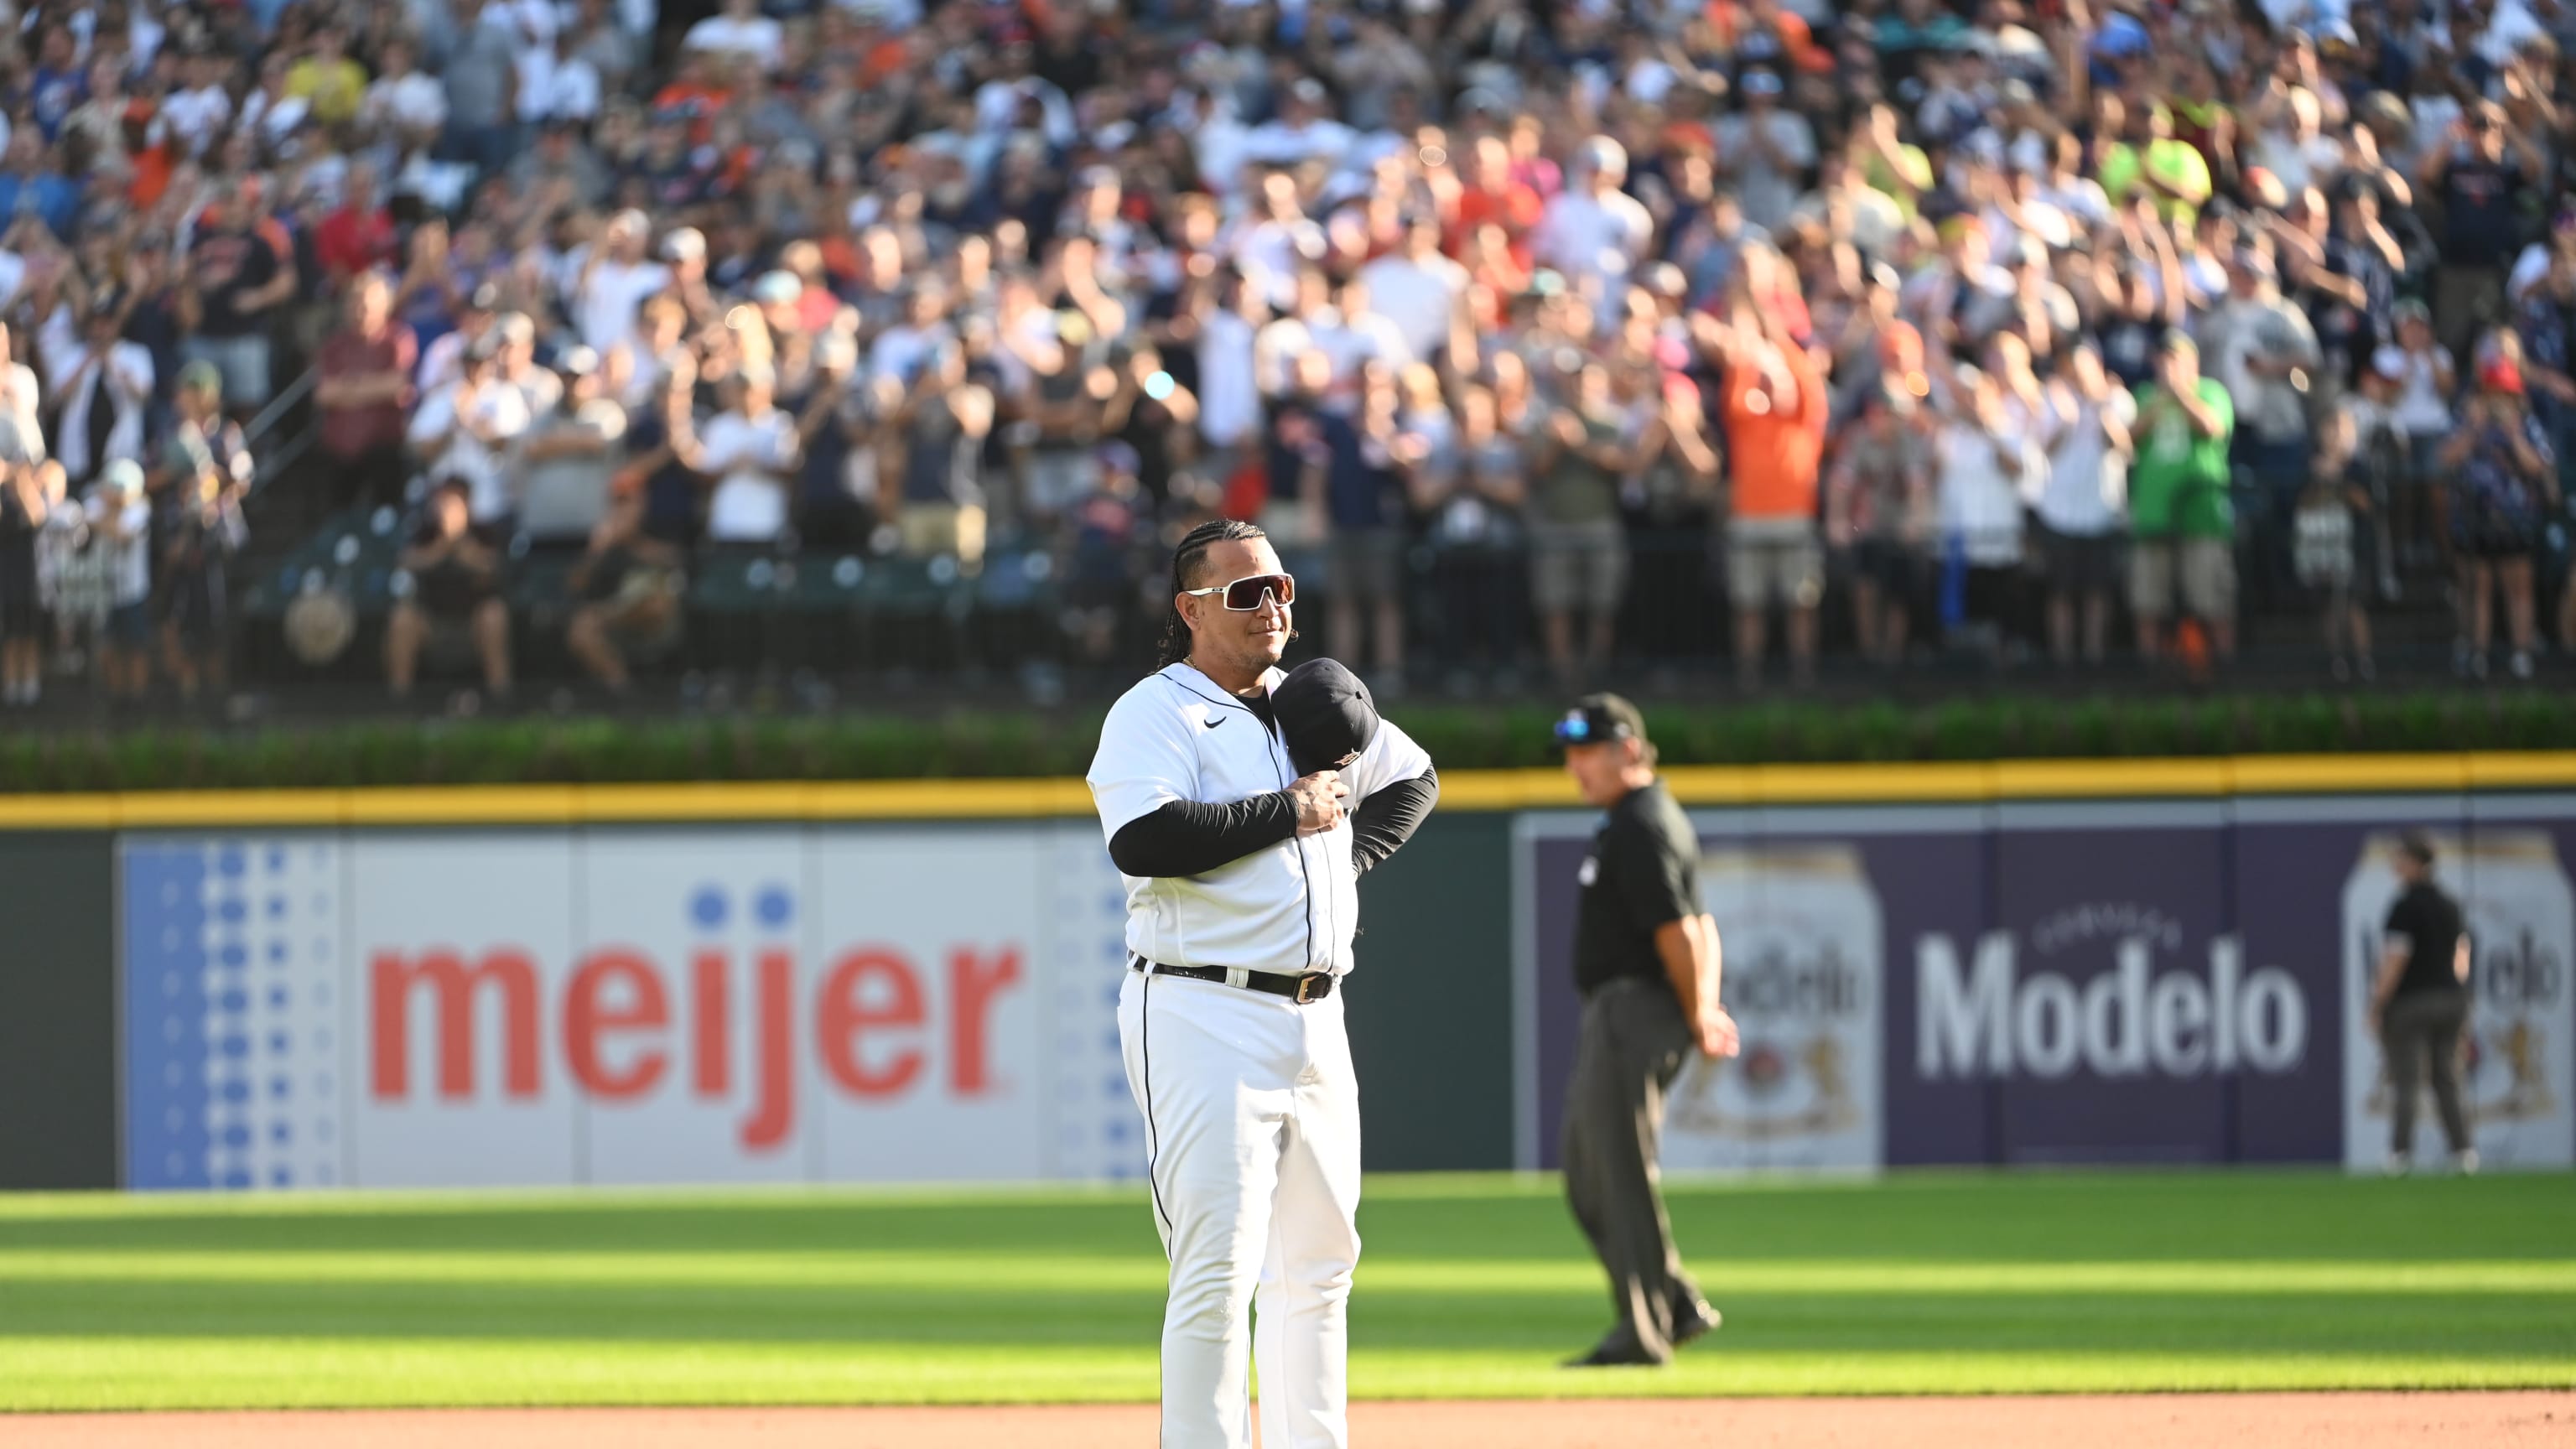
[1118,968,1363,1449]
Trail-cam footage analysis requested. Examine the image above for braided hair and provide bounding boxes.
[1156,518,1270,667]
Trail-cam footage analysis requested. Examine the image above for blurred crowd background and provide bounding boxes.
[0,0,2573,716]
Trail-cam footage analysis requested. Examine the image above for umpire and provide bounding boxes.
[1554,695,1737,1368]
[2370,834,2477,1175]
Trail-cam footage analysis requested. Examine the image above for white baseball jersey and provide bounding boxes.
[1088,661,1434,976]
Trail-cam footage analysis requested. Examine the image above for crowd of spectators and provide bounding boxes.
[1,0,2574,709]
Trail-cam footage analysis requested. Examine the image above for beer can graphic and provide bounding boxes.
[1663,844,1883,1173]
[2341,831,2574,1170]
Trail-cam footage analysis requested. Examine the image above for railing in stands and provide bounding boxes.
[242,366,318,491]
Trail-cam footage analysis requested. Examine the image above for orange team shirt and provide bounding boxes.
[1703,1,1833,71]
[1722,344,1829,522]
[1448,183,1541,266]
[651,81,732,143]
[128,143,175,208]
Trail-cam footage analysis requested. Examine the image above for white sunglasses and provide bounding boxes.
[1181,571,1296,610]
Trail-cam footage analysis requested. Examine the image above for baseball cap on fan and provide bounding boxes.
[1273,658,1381,777]
[1550,693,1646,750]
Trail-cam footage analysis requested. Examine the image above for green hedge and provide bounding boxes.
[3,691,2575,792]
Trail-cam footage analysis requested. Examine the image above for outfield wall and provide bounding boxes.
[3,756,2571,1191]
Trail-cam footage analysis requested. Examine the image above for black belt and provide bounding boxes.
[1131,955,1337,1005]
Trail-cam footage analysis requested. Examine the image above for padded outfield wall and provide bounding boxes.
[2,756,2570,1191]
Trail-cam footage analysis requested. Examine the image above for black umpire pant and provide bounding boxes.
[1562,976,1701,1362]
[2383,987,2473,1157]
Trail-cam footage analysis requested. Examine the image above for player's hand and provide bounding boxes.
[1696,1005,1742,1060]
[1285,771,1349,834]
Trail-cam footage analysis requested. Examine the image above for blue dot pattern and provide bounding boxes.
[122,846,210,1189]
[122,837,343,1193]
[1045,828,1149,1183]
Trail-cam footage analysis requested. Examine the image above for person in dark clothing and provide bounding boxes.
[387,478,511,703]
[1554,693,1737,1368]
[2371,834,2476,1175]
[2419,100,2542,362]
[153,362,250,704]
[785,333,871,551]
[565,486,683,695]
[0,458,45,706]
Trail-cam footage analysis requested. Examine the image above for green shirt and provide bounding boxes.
[2099,139,2211,229]
[2129,379,2234,538]
[1534,416,1623,526]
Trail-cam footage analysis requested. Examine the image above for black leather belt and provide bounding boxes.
[1131,955,1337,1005]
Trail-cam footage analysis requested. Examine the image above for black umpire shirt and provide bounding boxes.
[2384,880,2468,998]
[1573,779,1700,998]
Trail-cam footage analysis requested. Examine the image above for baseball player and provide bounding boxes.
[1088,519,1438,1449]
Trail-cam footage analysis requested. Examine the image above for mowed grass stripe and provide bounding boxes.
[0,1171,2568,1410]
[4,1250,2573,1296]
[0,1340,2565,1410]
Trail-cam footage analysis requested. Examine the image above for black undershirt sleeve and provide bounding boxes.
[1109,793,1300,878]
[1350,767,1437,877]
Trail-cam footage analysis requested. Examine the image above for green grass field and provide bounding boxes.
[2,1171,2571,1411]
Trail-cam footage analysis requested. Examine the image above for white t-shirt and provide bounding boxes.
[517,50,601,122]
[2247,131,2345,199]
[0,360,44,465]
[1195,310,1262,449]
[867,322,953,387]
[158,85,232,156]
[1938,417,2041,566]
[2392,344,2455,437]
[699,408,798,541]
[682,13,784,70]
[408,381,532,522]
[1356,252,1466,365]
[1228,216,1327,313]
[1792,184,1903,257]
[1307,311,1413,387]
[1532,188,1654,290]
[577,258,672,358]
[87,495,153,605]
[1251,316,1317,398]
[365,73,449,133]
[1192,111,1254,198]
[1240,117,1357,172]
[1714,111,1819,231]
[2036,387,2137,537]
[1088,661,1435,976]
[237,91,309,150]
[2508,242,2556,301]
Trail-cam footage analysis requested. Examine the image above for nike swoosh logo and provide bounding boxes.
[1202,717,1225,730]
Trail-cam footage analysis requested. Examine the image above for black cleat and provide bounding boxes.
[1671,1296,1722,1348]
[1563,1335,1667,1368]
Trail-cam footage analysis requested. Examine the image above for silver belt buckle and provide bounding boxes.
[1294,973,1327,1005]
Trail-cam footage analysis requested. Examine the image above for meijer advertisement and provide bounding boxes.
[122,827,1145,1191]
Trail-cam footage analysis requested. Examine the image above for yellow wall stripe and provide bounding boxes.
[5,752,2574,829]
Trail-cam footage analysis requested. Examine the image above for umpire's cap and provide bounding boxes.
[1551,693,1647,750]
[1275,658,1379,776]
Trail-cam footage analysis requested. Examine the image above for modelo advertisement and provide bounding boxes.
[1519,800,2576,1173]
[119,826,1145,1192]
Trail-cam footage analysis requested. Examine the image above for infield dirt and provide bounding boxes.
[13,1391,2571,1447]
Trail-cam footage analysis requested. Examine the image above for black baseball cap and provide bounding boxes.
[1273,658,1379,776]
[1552,693,1646,750]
